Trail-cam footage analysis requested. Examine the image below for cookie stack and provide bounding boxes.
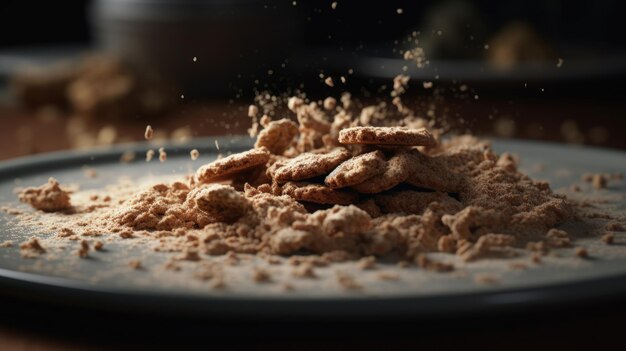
[195,125,470,216]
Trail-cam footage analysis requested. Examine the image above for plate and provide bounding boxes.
[0,137,625,319]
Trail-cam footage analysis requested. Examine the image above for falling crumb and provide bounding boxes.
[557,58,563,68]
[331,1,337,9]
[601,233,615,245]
[193,56,197,62]
[324,77,334,87]
[423,81,433,89]
[190,149,200,160]
[94,240,104,251]
[77,240,89,258]
[323,97,337,111]
[396,8,403,14]
[144,125,153,140]
[252,267,271,283]
[574,247,589,258]
[128,260,142,270]
[248,105,259,118]
[340,76,346,84]
[146,149,155,162]
[214,139,220,150]
[158,147,167,163]
[474,274,499,285]
[180,94,185,99]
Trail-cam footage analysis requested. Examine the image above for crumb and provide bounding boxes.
[601,233,615,245]
[248,105,259,118]
[336,271,361,290]
[20,237,46,257]
[376,271,399,281]
[291,263,316,278]
[83,167,97,178]
[324,77,334,87]
[94,240,104,251]
[158,147,167,162]
[120,151,135,163]
[190,149,200,161]
[77,240,89,258]
[282,283,295,291]
[474,274,499,285]
[416,254,454,273]
[0,240,14,248]
[252,267,271,283]
[592,174,608,189]
[144,125,153,140]
[331,1,337,9]
[18,178,71,212]
[146,149,155,162]
[606,221,624,232]
[128,260,142,270]
[574,247,589,258]
[509,262,528,270]
[357,256,377,270]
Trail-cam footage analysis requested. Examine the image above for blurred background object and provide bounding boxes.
[0,0,625,161]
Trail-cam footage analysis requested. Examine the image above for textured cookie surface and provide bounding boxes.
[281,182,359,205]
[351,151,416,194]
[405,152,462,192]
[325,150,387,189]
[338,126,436,146]
[254,118,299,155]
[195,148,270,184]
[374,190,462,215]
[273,148,351,182]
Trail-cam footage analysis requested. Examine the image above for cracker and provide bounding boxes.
[351,151,415,194]
[195,148,270,184]
[254,118,299,155]
[273,148,351,182]
[338,126,436,146]
[281,182,358,205]
[325,150,387,189]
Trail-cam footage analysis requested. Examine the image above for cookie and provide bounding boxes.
[338,126,436,146]
[254,118,299,155]
[351,151,415,194]
[273,148,351,183]
[405,152,462,192]
[374,190,461,215]
[195,148,270,184]
[281,182,359,205]
[325,150,387,189]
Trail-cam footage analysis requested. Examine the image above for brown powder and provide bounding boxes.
[18,178,72,212]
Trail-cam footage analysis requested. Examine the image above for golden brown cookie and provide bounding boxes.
[281,182,358,205]
[273,148,351,183]
[374,190,461,215]
[325,150,387,189]
[254,118,299,155]
[351,151,415,194]
[195,148,270,184]
[338,126,436,146]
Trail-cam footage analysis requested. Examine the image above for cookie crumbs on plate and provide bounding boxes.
[94,240,104,251]
[18,177,71,212]
[416,254,454,273]
[509,262,528,270]
[291,262,316,278]
[120,151,135,163]
[146,149,155,162]
[376,271,399,281]
[606,221,624,232]
[190,149,200,161]
[357,256,377,270]
[144,125,153,140]
[336,271,361,290]
[601,232,615,245]
[128,260,142,270]
[252,267,272,283]
[0,240,13,248]
[20,237,46,257]
[574,247,589,258]
[474,274,499,285]
[77,239,89,258]
[592,174,608,189]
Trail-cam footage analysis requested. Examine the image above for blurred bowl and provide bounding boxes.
[91,0,302,96]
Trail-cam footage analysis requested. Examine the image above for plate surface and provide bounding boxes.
[0,137,625,318]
